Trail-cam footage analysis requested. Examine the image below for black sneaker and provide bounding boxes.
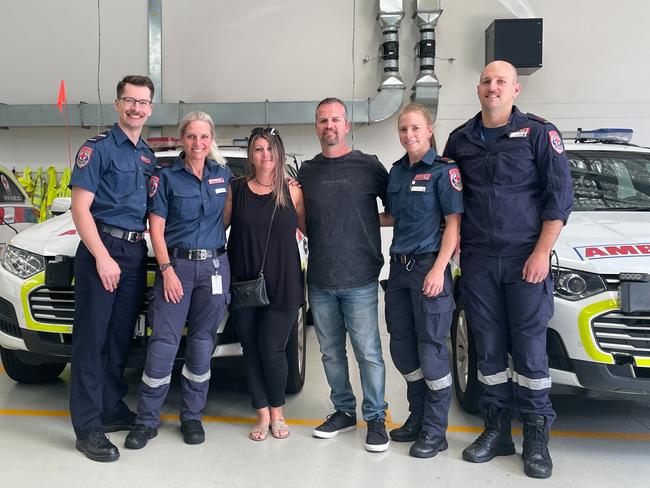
[365,416,389,452]
[75,428,119,462]
[181,419,205,445]
[124,424,158,450]
[312,411,357,439]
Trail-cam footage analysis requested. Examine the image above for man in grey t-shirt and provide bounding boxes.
[298,97,389,452]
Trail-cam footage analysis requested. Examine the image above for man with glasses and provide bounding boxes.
[298,97,390,452]
[69,75,155,462]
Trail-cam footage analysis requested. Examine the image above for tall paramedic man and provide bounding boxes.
[443,61,573,479]
[69,75,155,462]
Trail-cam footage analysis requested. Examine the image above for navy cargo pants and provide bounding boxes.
[461,252,556,425]
[70,233,147,439]
[385,255,455,436]
[135,255,229,427]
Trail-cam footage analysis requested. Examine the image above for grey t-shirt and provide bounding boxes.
[298,150,389,289]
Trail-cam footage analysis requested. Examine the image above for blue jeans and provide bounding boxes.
[308,282,388,421]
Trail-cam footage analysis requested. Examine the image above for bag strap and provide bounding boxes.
[258,204,277,276]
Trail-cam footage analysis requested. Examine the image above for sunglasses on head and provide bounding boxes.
[251,127,279,137]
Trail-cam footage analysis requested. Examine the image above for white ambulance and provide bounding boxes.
[0,142,308,394]
[0,167,38,259]
[451,129,650,412]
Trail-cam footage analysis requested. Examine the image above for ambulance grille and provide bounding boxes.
[27,286,149,327]
[592,310,650,358]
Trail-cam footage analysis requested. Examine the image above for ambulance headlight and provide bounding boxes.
[2,246,46,279]
[554,269,606,301]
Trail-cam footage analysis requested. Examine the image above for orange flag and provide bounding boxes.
[57,80,66,113]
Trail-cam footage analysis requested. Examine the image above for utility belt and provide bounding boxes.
[98,223,144,242]
[168,247,226,260]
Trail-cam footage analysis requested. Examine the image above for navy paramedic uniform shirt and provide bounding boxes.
[148,155,231,250]
[69,123,155,232]
[387,148,464,254]
[443,106,573,257]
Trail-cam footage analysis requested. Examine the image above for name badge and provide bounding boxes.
[509,127,530,138]
[410,186,426,192]
[211,275,223,295]
[214,187,226,195]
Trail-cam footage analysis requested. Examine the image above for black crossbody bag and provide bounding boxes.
[229,205,277,310]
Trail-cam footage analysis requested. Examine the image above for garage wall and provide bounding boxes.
[1,0,649,173]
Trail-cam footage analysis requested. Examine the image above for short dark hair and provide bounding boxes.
[116,75,154,100]
[315,97,348,120]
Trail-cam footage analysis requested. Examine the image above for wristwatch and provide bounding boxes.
[159,262,172,272]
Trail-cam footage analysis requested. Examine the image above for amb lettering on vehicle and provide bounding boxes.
[574,243,650,260]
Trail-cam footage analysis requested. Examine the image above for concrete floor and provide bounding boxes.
[2,296,650,487]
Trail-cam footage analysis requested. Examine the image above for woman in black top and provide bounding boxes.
[226,128,306,441]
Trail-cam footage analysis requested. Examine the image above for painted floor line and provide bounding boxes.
[1,409,649,441]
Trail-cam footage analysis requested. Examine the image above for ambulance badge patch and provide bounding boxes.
[149,176,159,198]
[448,168,462,192]
[209,177,225,184]
[549,130,564,154]
[76,146,93,168]
[141,155,151,164]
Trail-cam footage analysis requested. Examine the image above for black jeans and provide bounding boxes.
[231,307,297,409]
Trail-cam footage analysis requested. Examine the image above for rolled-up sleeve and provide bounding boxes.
[535,124,574,223]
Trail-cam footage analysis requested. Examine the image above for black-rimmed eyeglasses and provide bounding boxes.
[119,97,152,107]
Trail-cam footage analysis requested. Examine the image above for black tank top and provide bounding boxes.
[227,177,304,309]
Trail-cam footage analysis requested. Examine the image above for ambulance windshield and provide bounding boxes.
[568,150,650,211]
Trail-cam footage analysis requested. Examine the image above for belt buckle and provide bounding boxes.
[125,231,141,242]
[399,254,408,265]
[192,249,208,260]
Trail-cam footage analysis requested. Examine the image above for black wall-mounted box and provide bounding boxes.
[485,18,543,75]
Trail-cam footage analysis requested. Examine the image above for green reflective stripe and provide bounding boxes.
[578,299,618,364]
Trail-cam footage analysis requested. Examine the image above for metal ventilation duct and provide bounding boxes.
[411,0,442,120]
[0,1,405,128]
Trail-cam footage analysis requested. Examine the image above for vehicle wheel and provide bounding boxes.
[285,304,307,393]
[0,347,66,384]
[451,294,481,414]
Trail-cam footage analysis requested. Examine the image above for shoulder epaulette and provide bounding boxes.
[437,156,456,164]
[526,112,548,124]
[86,130,109,143]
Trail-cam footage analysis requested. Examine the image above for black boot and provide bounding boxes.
[522,414,553,478]
[391,379,425,442]
[409,431,448,458]
[390,414,422,442]
[462,405,515,463]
